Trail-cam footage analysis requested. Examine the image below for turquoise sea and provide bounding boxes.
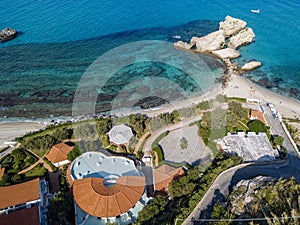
[0,0,300,118]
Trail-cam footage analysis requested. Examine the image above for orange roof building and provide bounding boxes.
[68,152,149,225]
[45,142,73,167]
[154,164,185,192]
[0,205,40,225]
[249,110,266,124]
[0,178,50,225]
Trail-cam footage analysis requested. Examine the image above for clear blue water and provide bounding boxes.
[0,0,300,117]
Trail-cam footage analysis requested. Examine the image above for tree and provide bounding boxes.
[53,128,73,142]
[67,145,82,161]
[168,176,196,198]
[137,195,167,224]
[12,174,21,183]
[273,136,284,146]
[96,118,112,136]
[247,120,268,133]
[0,174,10,186]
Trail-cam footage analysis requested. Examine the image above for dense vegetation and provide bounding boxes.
[20,127,73,157]
[48,165,73,225]
[67,145,82,161]
[134,153,242,225]
[210,178,300,225]
[0,148,38,186]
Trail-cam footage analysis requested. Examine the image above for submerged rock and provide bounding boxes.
[190,30,225,52]
[241,61,262,71]
[290,88,299,97]
[228,27,255,49]
[212,48,240,59]
[219,16,247,37]
[0,28,17,42]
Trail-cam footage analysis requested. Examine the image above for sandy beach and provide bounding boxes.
[0,75,300,148]
[224,75,300,119]
[0,122,46,148]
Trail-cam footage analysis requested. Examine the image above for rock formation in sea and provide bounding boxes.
[174,15,260,87]
[190,30,225,52]
[227,27,255,49]
[219,15,247,37]
[0,28,17,42]
[241,61,262,71]
[212,48,240,59]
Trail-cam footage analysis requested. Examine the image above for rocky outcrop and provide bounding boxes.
[173,16,261,88]
[173,41,193,50]
[212,48,240,59]
[227,27,255,49]
[0,28,17,42]
[190,30,225,52]
[219,16,247,37]
[241,61,262,71]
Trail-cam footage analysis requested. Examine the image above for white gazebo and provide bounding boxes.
[108,124,134,146]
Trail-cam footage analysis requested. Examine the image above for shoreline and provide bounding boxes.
[1,75,300,147]
[224,75,300,120]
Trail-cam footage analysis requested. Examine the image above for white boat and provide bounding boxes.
[172,35,181,39]
[251,9,260,14]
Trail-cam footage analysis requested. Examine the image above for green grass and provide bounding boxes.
[43,158,58,172]
[153,146,164,163]
[15,122,72,142]
[225,97,247,103]
[151,131,169,149]
[24,163,47,178]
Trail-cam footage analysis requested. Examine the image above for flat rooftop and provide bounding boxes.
[218,132,278,162]
[70,152,141,180]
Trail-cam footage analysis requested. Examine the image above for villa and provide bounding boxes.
[67,151,149,225]
[217,132,279,162]
[0,178,50,225]
[45,142,74,167]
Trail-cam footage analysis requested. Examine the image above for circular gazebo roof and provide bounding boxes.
[108,124,134,145]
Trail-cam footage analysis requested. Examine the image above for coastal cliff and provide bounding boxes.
[174,16,261,87]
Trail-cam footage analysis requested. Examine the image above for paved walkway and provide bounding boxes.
[142,115,202,156]
[159,125,212,165]
[18,149,53,174]
[134,131,151,155]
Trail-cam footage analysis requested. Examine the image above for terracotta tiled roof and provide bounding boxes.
[45,142,73,164]
[0,178,40,209]
[250,110,266,124]
[66,163,74,187]
[154,164,185,192]
[0,205,40,225]
[73,176,145,218]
